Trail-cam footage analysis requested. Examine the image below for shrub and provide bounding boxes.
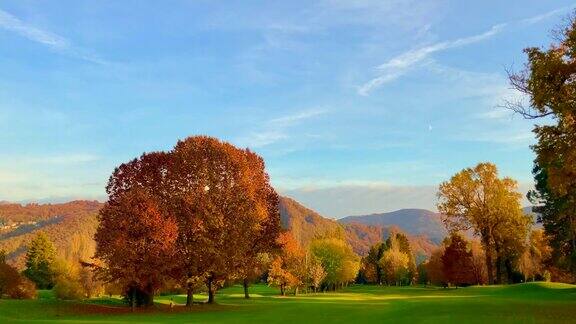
[7,277,37,299]
[1,261,37,299]
[54,278,85,300]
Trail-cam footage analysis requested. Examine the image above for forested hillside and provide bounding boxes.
[0,197,439,269]
[278,196,345,246]
[279,197,438,258]
[0,201,102,268]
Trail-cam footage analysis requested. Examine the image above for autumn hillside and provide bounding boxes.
[0,197,440,269]
[0,201,102,268]
[279,196,439,259]
[278,196,345,246]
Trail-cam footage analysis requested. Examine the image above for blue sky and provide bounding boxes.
[0,1,572,217]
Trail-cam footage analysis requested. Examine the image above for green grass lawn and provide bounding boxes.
[0,282,575,323]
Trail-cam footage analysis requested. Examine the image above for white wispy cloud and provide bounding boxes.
[0,8,105,64]
[237,108,327,148]
[520,5,574,25]
[358,24,505,95]
[358,5,575,96]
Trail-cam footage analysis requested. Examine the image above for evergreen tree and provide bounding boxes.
[23,232,57,289]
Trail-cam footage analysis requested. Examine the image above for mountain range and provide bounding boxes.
[339,209,447,244]
[0,197,451,269]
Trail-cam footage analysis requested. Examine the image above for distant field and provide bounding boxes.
[1,282,575,323]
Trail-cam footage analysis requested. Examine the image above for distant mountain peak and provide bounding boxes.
[339,208,446,244]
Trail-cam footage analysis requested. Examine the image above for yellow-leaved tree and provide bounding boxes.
[437,162,531,284]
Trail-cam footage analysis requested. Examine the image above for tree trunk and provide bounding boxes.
[504,259,513,284]
[495,244,503,285]
[294,286,299,296]
[144,283,154,307]
[484,243,494,285]
[243,278,250,299]
[186,283,193,308]
[496,257,503,284]
[207,276,215,304]
[131,289,136,312]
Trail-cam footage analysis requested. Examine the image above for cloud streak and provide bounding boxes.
[520,5,574,25]
[358,24,505,95]
[358,6,575,95]
[0,8,105,64]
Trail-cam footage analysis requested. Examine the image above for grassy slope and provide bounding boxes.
[0,283,575,323]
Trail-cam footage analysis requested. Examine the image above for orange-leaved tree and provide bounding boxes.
[95,188,178,309]
[268,232,305,295]
[100,136,281,305]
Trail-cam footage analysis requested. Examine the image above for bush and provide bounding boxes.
[1,262,37,299]
[7,277,37,299]
[54,279,85,300]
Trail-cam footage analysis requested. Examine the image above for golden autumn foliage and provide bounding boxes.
[438,163,531,284]
[267,232,305,295]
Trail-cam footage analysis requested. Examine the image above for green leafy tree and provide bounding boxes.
[310,238,359,290]
[23,232,57,289]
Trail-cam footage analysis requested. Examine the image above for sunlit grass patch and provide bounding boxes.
[1,283,575,323]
